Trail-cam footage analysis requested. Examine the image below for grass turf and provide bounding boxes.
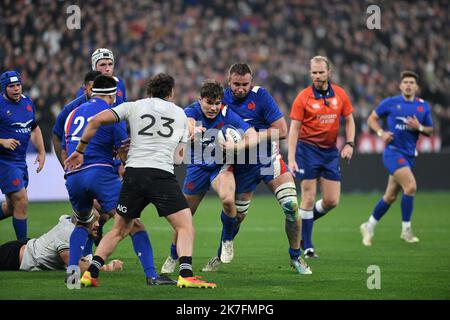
[0,192,449,300]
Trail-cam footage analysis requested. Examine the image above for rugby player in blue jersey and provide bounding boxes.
[52,71,101,166]
[202,63,311,274]
[75,48,127,108]
[63,75,171,288]
[160,79,257,274]
[360,71,433,246]
[0,71,46,241]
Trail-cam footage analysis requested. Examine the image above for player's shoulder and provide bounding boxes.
[377,95,399,107]
[184,101,201,116]
[250,85,271,98]
[20,94,33,103]
[415,97,430,107]
[65,94,87,109]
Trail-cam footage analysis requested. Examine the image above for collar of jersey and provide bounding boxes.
[88,97,110,107]
[312,82,335,99]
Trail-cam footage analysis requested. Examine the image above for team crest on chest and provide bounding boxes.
[312,103,320,110]
[396,104,401,110]
[6,110,12,116]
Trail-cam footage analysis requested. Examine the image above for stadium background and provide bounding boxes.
[0,0,449,301]
[1,0,449,201]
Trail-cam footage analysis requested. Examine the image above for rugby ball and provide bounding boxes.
[218,125,243,144]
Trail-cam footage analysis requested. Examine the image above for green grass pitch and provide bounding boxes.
[1,192,449,300]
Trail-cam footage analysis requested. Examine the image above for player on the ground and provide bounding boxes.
[63,75,170,288]
[0,71,46,241]
[360,71,433,246]
[160,79,257,274]
[65,73,217,288]
[53,71,101,166]
[288,56,355,259]
[202,63,311,275]
[0,210,123,273]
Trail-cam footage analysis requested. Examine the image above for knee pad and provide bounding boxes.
[275,182,299,222]
[235,200,250,216]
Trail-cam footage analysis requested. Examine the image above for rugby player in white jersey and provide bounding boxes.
[64,73,216,289]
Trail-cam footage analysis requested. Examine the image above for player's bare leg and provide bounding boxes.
[166,208,216,288]
[393,167,419,243]
[212,170,237,263]
[299,178,317,256]
[268,172,310,273]
[361,175,402,246]
[5,188,29,241]
[161,193,205,274]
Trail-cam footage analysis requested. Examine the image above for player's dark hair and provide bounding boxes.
[92,75,117,95]
[200,79,224,101]
[84,71,102,84]
[229,63,252,77]
[400,70,419,83]
[146,73,175,99]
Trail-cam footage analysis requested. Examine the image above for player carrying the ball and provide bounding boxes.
[160,79,257,275]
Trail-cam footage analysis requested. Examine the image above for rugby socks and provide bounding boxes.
[83,238,94,256]
[12,217,27,241]
[401,194,414,226]
[371,198,390,222]
[313,199,329,221]
[179,256,193,278]
[170,243,178,260]
[300,209,314,250]
[221,210,236,241]
[131,231,157,279]
[289,247,301,261]
[88,255,105,278]
[216,211,238,258]
[68,226,89,266]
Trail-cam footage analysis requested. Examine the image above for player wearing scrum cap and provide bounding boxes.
[0,71,46,242]
[75,48,127,108]
[65,73,217,288]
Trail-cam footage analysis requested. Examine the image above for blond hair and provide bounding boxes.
[310,56,332,70]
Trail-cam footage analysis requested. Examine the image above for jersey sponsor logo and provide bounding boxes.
[417,105,423,113]
[395,117,409,131]
[12,178,20,186]
[11,119,33,128]
[26,104,32,112]
[117,204,128,213]
[316,113,337,124]
[247,101,256,110]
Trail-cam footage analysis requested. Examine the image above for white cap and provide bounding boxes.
[91,48,114,71]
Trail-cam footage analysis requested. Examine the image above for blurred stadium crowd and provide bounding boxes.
[1,0,448,152]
